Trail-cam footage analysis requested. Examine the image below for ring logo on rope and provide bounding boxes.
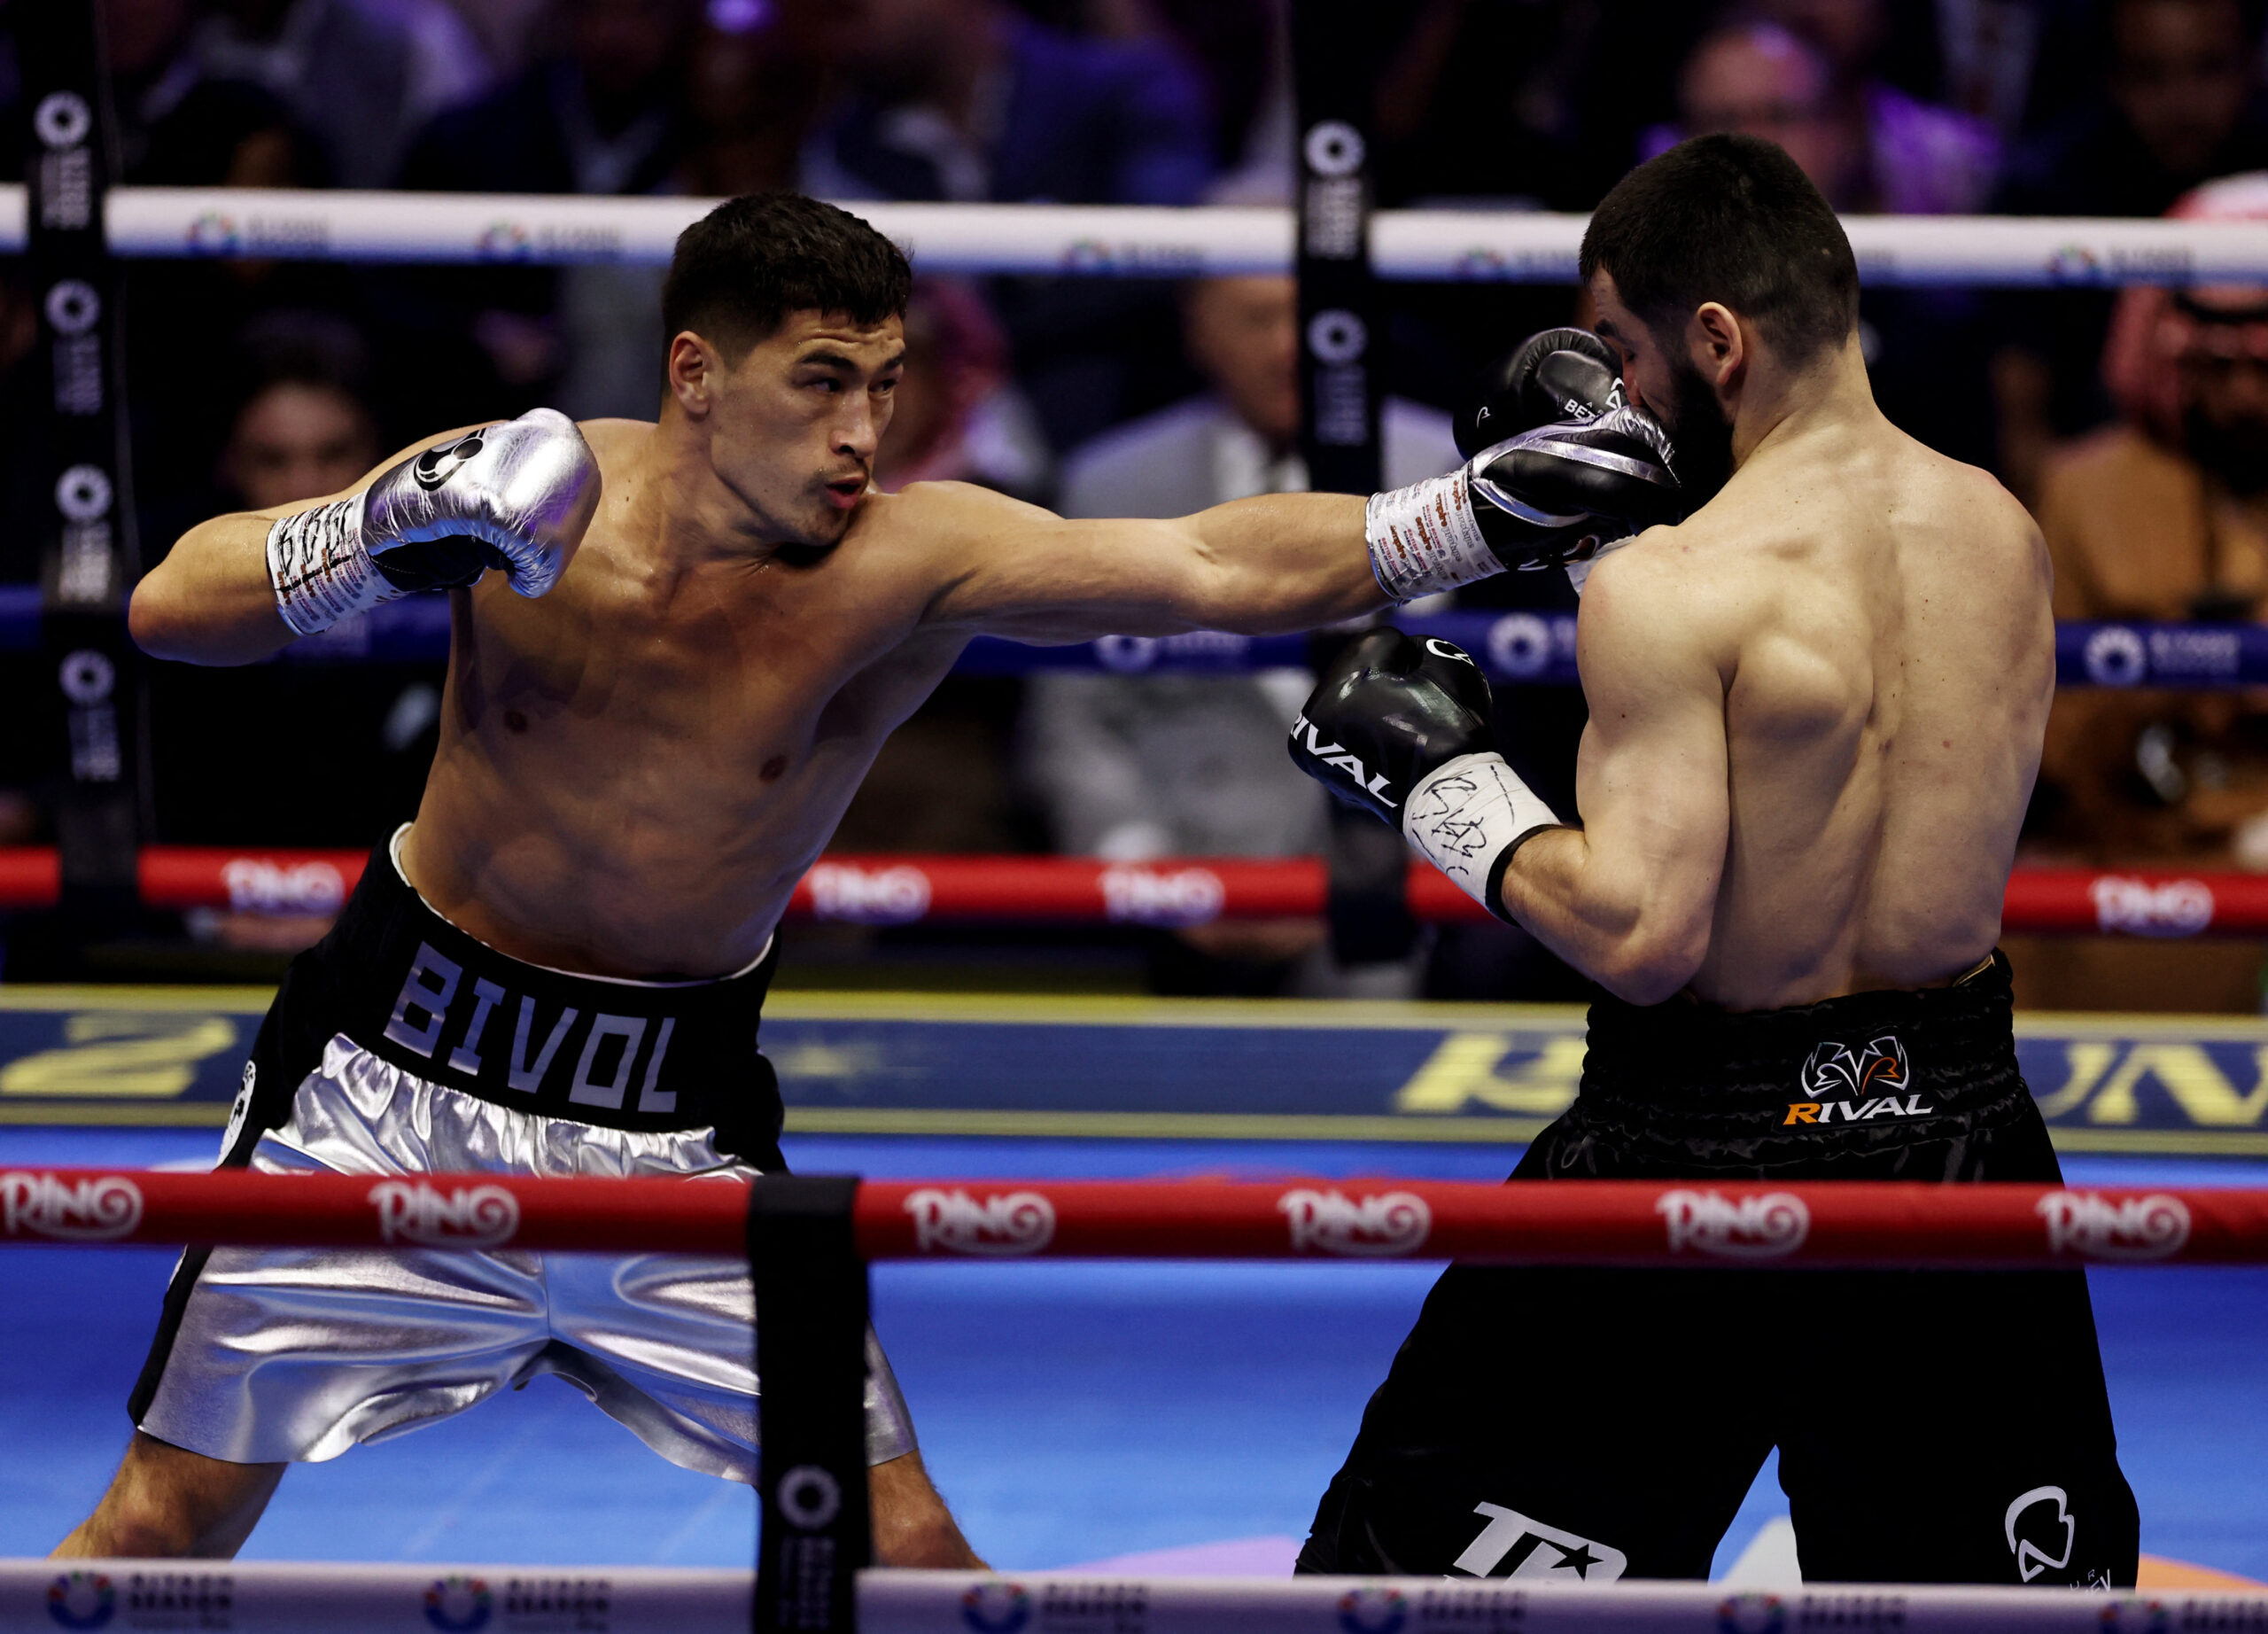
[1715,1592,1786,1634]
[34,92,92,151]
[961,1581,1031,1634]
[776,1465,843,1530]
[477,221,534,261]
[2082,625,2148,686]
[2099,1596,2173,1632]
[2089,875,2214,937]
[186,212,241,254]
[423,1574,493,1632]
[221,858,348,916]
[2037,1192,2191,1260]
[0,1172,144,1241]
[1279,1188,1432,1257]
[1303,120,1367,179]
[1099,865,1223,927]
[369,1179,521,1248]
[1335,1587,1407,1634]
[806,862,932,924]
[1484,612,1560,680]
[1657,1190,1809,1258]
[45,1570,114,1630]
[905,1188,1057,1256]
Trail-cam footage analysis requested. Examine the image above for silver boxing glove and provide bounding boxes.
[265,407,601,636]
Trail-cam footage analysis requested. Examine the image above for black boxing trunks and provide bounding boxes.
[1298,952,2138,1587]
[129,826,918,1475]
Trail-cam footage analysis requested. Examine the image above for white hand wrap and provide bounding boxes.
[1365,468,1501,602]
[266,493,387,636]
[1400,751,1565,908]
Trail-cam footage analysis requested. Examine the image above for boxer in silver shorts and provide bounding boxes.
[131,827,917,1480]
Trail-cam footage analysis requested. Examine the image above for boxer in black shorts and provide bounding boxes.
[1298,954,2135,1584]
[1290,135,2138,1584]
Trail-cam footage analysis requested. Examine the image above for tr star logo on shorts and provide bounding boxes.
[1451,1503,1627,1583]
[1786,1034,1932,1125]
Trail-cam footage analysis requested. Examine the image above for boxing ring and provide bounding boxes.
[13,9,2268,1614]
[4,1168,2268,1630]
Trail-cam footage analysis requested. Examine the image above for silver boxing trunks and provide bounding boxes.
[130,827,917,1478]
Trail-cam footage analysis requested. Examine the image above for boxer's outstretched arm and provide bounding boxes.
[129,424,495,665]
[1495,558,1729,1004]
[914,481,1385,639]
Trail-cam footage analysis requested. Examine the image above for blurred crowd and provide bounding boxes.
[7,0,2268,1003]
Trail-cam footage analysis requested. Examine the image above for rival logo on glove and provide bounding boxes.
[1290,714,1397,807]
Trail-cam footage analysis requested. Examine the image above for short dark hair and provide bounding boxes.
[1579,134,1859,365]
[662,192,913,357]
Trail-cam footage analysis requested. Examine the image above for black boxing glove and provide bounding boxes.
[1288,628,1568,917]
[1456,327,1625,460]
[1366,405,1683,601]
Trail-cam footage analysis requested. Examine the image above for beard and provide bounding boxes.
[2184,405,2268,497]
[1651,352,1736,512]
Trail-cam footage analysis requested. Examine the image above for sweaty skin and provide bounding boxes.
[1499,276,2054,1011]
[132,314,1380,980]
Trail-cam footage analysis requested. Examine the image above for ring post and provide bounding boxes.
[13,2,148,936]
[749,1176,870,1634]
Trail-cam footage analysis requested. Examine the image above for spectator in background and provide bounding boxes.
[146,317,441,947]
[1994,0,2268,503]
[802,0,1217,452]
[1744,0,2000,212]
[167,0,492,187]
[398,0,701,422]
[678,0,839,198]
[2023,173,2268,1010]
[872,279,1051,500]
[1646,15,2000,463]
[215,332,382,512]
[125,77,375,510]
[1018,253,1459,997]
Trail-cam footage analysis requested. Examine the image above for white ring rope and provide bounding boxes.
[2,1561,2251,1632]
[14,185,2268,283]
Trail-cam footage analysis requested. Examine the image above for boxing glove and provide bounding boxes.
[1366,404,1683,601]
[1287,628,1567,916]
[1456,327,1625,460]
[267,408,601,636]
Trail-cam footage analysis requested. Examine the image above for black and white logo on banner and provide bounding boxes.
[1451,1503,1627,1582]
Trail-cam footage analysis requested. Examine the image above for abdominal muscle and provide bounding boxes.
[399,638,959,981]
[402,754,868,980]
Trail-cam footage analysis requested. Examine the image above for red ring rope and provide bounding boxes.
[0,848,2264,938]
[0,1169,2259,1267]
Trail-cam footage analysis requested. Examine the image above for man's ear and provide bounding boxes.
[666,331,715,416]
[1688,302,1745,395]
